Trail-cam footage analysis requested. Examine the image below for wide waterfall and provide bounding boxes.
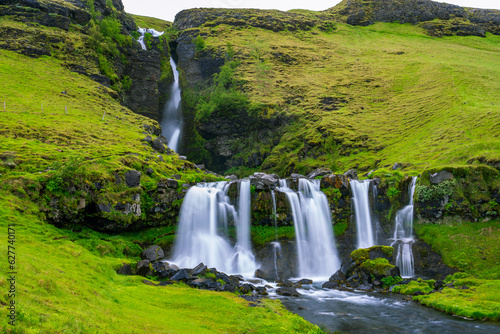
[160,58,182,152]
[279,179,340,278]
[392,177,417,278]
[350,180,375,249]
[171,181,256,275]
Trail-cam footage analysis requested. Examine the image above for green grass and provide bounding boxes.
[186,20,500,176]
[392,279,435,295]
[399,221,500,320]
[251,225,296,246]
[414,220,500,279]
[0,193,324,333]
[414,274,500,321]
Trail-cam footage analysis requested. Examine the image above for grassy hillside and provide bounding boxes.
[0,194,323,333]
[184,18,500,176]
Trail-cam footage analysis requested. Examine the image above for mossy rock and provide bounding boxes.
[360,258,395,277]
[350,245,394,264]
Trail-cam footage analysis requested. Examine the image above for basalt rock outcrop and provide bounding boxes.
[333,0,500,37]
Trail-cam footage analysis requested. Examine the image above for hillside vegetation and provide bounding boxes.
[177,6,500,177]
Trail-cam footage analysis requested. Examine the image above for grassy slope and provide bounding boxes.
[0,194,323,333]
[407,221,500,320]
[197,21,500,175]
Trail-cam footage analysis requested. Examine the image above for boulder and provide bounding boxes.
[171,269,191,281]
[430,170,454,184]
[307,168,333,179]
[276,287,300,297]
[140,245,164,262]
[136,260,151,276]
[344,169,358,180]
[239,283,256,294]
[152,138,166,153]
[117,264,132,275]
[165,178,179,189]
[124,170,141,188]
[297,278,313,285]
[191,263,207,276]
[226,175,238,181]
[249,172,279,190]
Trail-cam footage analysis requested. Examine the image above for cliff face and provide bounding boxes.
[0,0,172,120]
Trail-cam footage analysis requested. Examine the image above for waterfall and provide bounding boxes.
[278,179,340,278]
[391,177,417,278]
[271,241,281,280]
[235,180,257,274]
[160,58,182,152]
[350,180,375,249]
[171,181,256,275]
[137,27,146,50]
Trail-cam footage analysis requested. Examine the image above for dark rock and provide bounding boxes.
[322,281,341,289]
[178,155,187,160]
[276,287,300,297]
[142,135,152,144]
[226,175,238,181]
[171,269,191,281]
[124,170,141,188]
[158,135,168,144]
[152,138,166,153]
[195,164,206,170]
[329,270,347,283]
[191,263,207,276]
[434,280,444,290]
[430,170,454,184]
[140,245,164,261]
[344,169,358,180]
[219,283,238,292]
[166,178,179,188]
[142,279,156,286]
[249,172,279,190]
[117,264,132,275]
[239,283,256,294]
[136,260,151,276]
[151,261,168,273]
[412,239,457,279]
[307,168,333,179]
[414,291,426,296]
[157,281,173,286]
[297,278,313,285]
[172,174,182,180]
[145,168,154,176]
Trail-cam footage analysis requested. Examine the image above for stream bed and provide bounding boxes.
[271,283,500,333]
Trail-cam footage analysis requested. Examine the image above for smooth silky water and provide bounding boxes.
[273,282,500,334]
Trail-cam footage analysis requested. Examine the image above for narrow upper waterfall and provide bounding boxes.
[137,27,146,50]
[392,177,417,278]
[160,58,182,152]
[171,181,256,275]
[350,180,376,249]
[279,179,340,278]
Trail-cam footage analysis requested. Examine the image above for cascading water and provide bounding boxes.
[137,27,146,50]
[234,180,257,274]
[171,181,256,275]
[160,58,182,152]
[350,180,376,249]
[271,190,278,240]
[278,179,340,278]
[391,177,417,278]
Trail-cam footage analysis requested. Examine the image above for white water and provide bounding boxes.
[160,58,182,152]
[271,241,281,280]
[171,181,256,275]
[392,177,417,278]
[137,27,146,50]
[271,190,278,240]
[278,179,340,278]
[350,180,375,249]
[235,180,257,274]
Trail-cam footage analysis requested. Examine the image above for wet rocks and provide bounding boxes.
[249,172,279,191]
[276,286,300,297]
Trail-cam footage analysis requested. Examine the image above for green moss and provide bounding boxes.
[414,220,500,279]
[251,225,296,246]
[333,222,348,236]
[392,279,435,295]
[360,258,395,276]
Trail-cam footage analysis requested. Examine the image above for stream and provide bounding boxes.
[270,282,500,333]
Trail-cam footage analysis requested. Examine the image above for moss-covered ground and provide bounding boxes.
[400,220,500,320]
[0,194,324,333]
[188,19,500,176]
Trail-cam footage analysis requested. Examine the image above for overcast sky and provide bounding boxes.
[121,0,500,23]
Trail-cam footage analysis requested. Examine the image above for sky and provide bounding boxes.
[121,0,500,23]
